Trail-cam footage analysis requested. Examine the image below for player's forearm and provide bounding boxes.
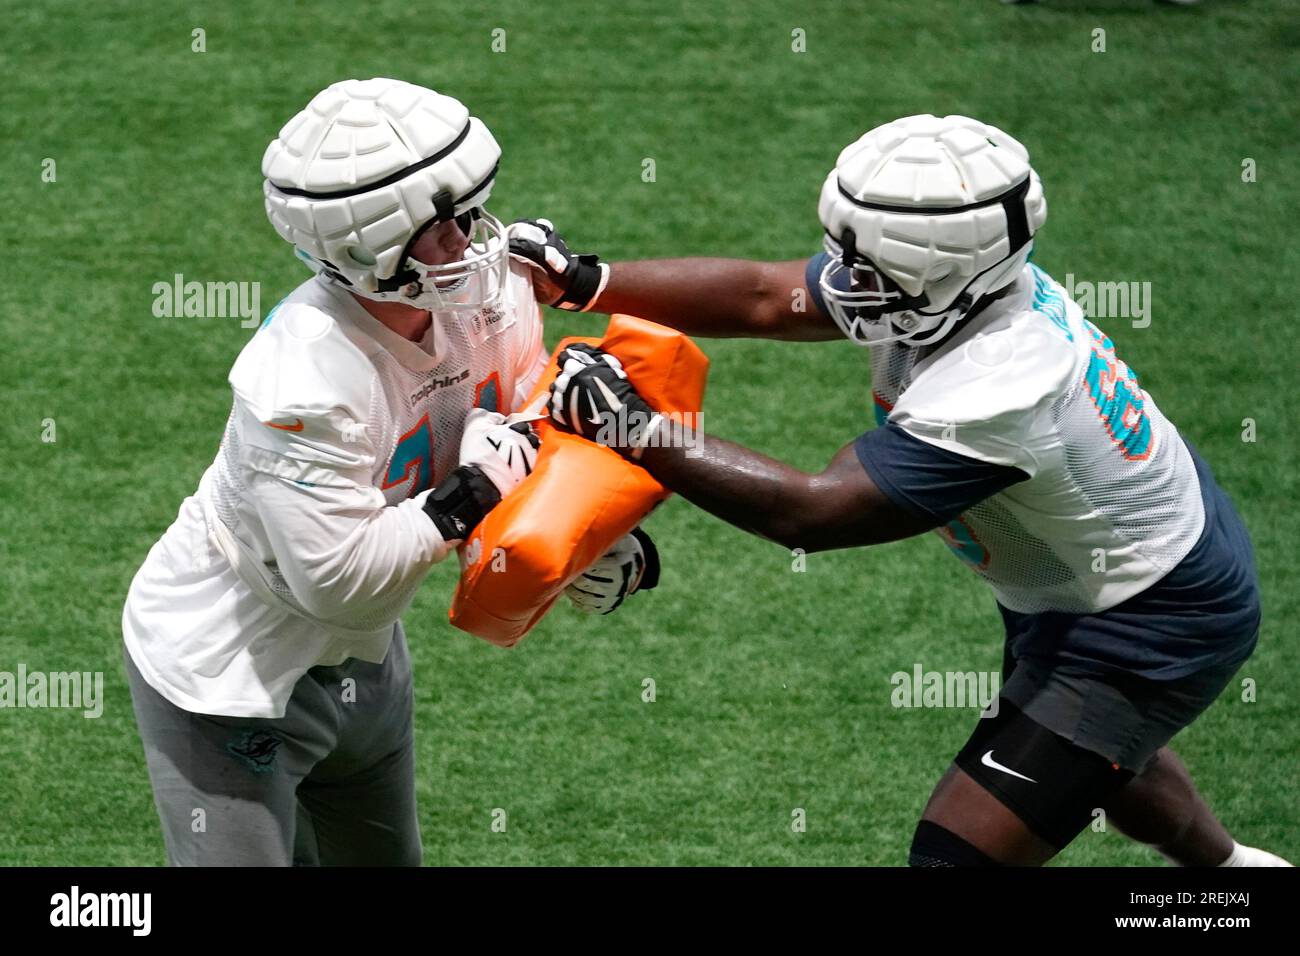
[545,345,928,551]
[639,431,838,552]
[596,259,832,341]
[303,497,452,622]
[254,478,453,629]
[635,423,930,552]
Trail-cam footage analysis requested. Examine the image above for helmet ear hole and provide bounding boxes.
[344,245,377,267]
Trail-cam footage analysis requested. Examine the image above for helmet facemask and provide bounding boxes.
[366,207,510,313]
[818,231,965,347]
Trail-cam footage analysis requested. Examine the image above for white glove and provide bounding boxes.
[458,408,541,499]
[566,527,660,615]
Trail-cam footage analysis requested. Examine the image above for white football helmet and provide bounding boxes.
[816,114,1047,347]
[262,77,507,312]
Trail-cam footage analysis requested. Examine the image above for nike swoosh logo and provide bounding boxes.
[981,750,1037,783]
[263,418,304,432]
[486,437,503,451]
[591,377,622,425]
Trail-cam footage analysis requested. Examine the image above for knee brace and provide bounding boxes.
[908,819,1001,867]
[954,700,1135,849]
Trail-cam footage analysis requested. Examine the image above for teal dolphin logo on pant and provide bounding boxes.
[227,729,283,774]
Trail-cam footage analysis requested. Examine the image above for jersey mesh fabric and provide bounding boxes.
[1051,373,1198,574]
[366,314,522,499]
[124,267,545,717]
[859,263,1203,614]
[958,496,1084,607]
[210,273,536,631]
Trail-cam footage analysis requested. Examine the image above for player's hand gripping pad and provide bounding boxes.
[449,315,708,646]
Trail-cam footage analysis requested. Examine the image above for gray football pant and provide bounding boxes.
[124,626,421,866]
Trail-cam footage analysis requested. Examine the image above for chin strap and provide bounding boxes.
[377,197,477,294]
[902,282,1018,348]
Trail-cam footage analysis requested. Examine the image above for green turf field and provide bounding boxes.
[1,0,1296,866]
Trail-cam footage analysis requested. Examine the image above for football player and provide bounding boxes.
[122,78,656,867]
[512,114,1290,866]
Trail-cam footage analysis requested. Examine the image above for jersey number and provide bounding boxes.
[385,372,502,499]
[937,516,991,571]
[1084,321,1152,461]
[382,413,434,497]
[474,371,502,412]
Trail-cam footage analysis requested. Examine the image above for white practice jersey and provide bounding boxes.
[123,263,547,717]
[868,263,1203,615]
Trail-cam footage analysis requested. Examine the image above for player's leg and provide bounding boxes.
[911,695,1134,866]
[294,625,422,866]
[912,653,1289,866]
[292,800,322,866]
[296,738,420,866]
[124,644,334,865]
[914,764,1056,866]
[1102,746,1233,865]
[1112,756,1293,867]
[910,651,1140,866]
[1088,657,1289,866]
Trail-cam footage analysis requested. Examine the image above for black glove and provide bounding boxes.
[547,343,662,459]
[422,465,500,542]
[565,527,661,615]
[507,218,607,311]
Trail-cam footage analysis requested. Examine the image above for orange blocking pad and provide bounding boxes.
[449,314,709,647]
